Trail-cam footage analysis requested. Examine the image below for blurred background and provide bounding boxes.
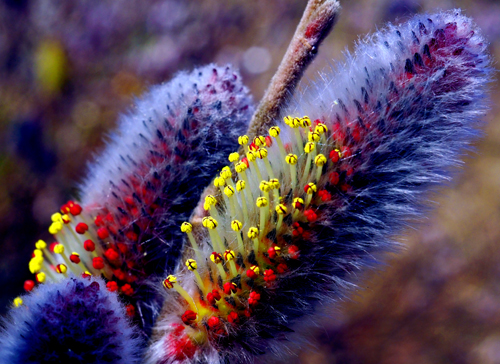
[0,0,499,363]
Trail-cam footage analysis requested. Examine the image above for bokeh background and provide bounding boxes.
[0,0,499,363]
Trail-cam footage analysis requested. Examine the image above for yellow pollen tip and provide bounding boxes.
[36,272,46,283]
[274,246,281,255]
[247,227,259,239]
[291,118,301,128]
[256,148,268,159]
[315,154,327,166]
[254,135,266,146]
[283,116,293,125]
[285,154,298,165]
[276,204,287,214]
[308,131,320,142]
[210,252,222,264]
[224,185,235,197]
[300,116,311,127]
[202,216,218,229]
[35,239,47,250]
[238,135,249,145]
[51,212,62,222]
[181,222,193,233]
[33,249,43,258]
[13,297,23,307]
[269,178,280,189]
[305,182,317,194]
[61,214,71,224]
[293,197,304,208]
[236,180,246,191]
[231,220,243,231]
[315,123,328,134]
[186,259,197,271]
[250,265,260,275]
[235,161,248,173]
[246,151,256,162]
[48,222,63,235]
[163,275,177,289]
[304,142,315,153]
[224,250,235,261]
[53,244,65,254]
[259,181,271,192]
[214,176,225,187]
[269,126,281,137]
[220,166,232,179]
[56,264,67,274]
[228,152,240,163]
[256,197,268,207]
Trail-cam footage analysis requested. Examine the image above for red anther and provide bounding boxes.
[244,309,251,317]
[207,316,221,328]
[97,227,109,240]
[329,149,340,163]
[346,167,354,177]
[329,171,340,185]
[113,268,126,281]
[207,289,221,305]
[104,248,120,261]
[126,231,138,241]
[314,119,322,125]
[241,157,249,168]
[69,204,82,216]
[126,304,135,318]
[106,281,119,292]
[304,209,318,222]
[81,272,92,279]
[227,311,239,324]
[92,257,105,270]
[167,327,197,361]
[248,292,261,306]
[263,269,277,283]
[246,268,258,280]
[248,142,259,151]
[341,184,350,192]
[288,245,300,259]
[49,242,58,252]
[293,200,304,210]
[277,263,288,274]
[60,203,70,214]
[117,243,128,254]
[181,310,198,325]
[124,196,135,206]
[108,225,118,235]
[94,215,104,227]
[304,184,316,194]
[24,280,35,291]
[341,146,352,157]
[75,222,89,234]
[61,215,71,224]
[267,246,277,259]
[265,135,272,147]
[121,284,134,296]
[223,282,238,295]
[69,253,81,264]
[105,213,114,223]
[318,189,332,202]
[83,239,95,252]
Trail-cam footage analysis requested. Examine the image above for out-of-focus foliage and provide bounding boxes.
[0,1,499,363]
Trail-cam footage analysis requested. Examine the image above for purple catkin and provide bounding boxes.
[146,10,492,364]
[0,276,141,364]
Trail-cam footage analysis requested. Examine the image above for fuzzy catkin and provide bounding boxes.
[147,10,492,364]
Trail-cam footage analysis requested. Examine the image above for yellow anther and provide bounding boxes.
[334,148,341,158]
[283,116,293,125]
[36,272,46,283]
[56,264,67,274]
[249,265,260,275]
[274,246,281,256]
[304,142,315,153]
[202,216,218,229]
[228,152,240,163]
[259,181,271,192]
[53,244,65,254]
[48,221,63,235]
[269,178,280,189]
[238,135,249,145]
[61,214,71,224]
[308,131,320,142]
[235,161,248,173]
[220,166,232,180]
[315,154,327,166]
[214,176,225,187]
[231,220,243,231]
[224,185,235,197]
[315,123,328,134]
[305,182,317,194]
[285,154,298,165]
[29,258,43,274]
[276,204,287,215]
[51,212,62,222]
[246,150,257,162]
[186,259,197,271]
[224,250,236,261]
[181,222,193,233]
[256,148,268,159]
[254,135,266,146]
[204,195,217,208]
[236,180,246,191]
[13,297,23,307]
[33,249,43,258]
[293,197,304,208]
[300,116,311,127]
[163,275,177,289]
[35,239,47,250]
[247,227,259,239]
[291,118,301,128]
[269,126,281,137]
[256,197,268,208]
[210,252,223,264]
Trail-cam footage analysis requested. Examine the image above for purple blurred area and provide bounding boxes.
[0,1,499,363]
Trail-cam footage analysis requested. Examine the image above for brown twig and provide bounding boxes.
[244,0,340,141]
